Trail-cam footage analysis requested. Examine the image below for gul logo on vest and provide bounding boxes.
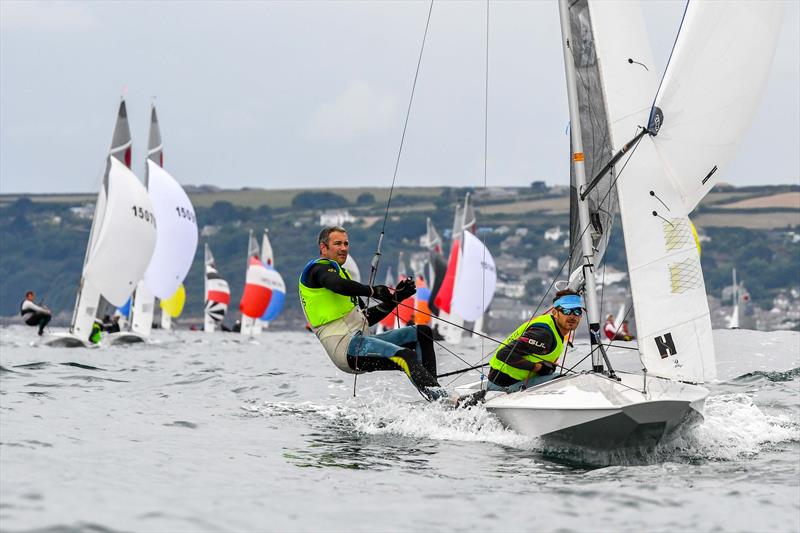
[654,332,676,359]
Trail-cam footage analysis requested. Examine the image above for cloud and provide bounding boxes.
[0,1,100,32]
[304,81,396,142]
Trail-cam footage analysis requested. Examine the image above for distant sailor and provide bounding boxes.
[299,226,445,401]
[487,290,584,392]
[20,291,52,336]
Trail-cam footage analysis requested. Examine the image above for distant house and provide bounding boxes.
[496,280,526,299]
[69,204,94,219]
[200,225,220,237]
[544,226,563,241]
[319,209,355,227]
[514,227,529,237]
[537,255,559,273]
[500,235,523,252]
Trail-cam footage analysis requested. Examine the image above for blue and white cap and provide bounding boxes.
[553,294,584,310]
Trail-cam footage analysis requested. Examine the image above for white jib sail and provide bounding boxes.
[451,231,496,322]
[82,157,158,308]
[650,1,784,213]
[142,160,199,299]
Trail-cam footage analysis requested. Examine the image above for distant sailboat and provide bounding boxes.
[342,254,361,283]
[377,266,397,332]
[434,193,489,343]
[257,229,286,330]
[45,99,157,347]
[729,268,740,329]
[124,104,198,339]
[160,284,186,330]
[204,243,230,332]
[432,203,463,342]
[239,230,271,336]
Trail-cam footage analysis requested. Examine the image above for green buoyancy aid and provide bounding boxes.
[298,258,357,328]
[489,314,564,382]
[89,322,102,344]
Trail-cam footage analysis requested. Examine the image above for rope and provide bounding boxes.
[353,0,435,397]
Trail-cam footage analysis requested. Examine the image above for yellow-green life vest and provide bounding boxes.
[89,322,102,344]
[489,314,564,382]
[298,258,357,328]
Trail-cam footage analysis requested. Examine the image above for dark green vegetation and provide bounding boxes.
[1,185,797,326]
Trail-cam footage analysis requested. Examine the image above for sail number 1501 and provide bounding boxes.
[132,205,157,228]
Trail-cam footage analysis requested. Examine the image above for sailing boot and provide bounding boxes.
[389,348,448,402]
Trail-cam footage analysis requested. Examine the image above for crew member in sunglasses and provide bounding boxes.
[486,289,584,392]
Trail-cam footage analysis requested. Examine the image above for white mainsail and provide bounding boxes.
[649,2,784,214]
[68,100,157,342]
[594,0,782,383]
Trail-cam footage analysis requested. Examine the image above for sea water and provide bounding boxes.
[1,326,798,532]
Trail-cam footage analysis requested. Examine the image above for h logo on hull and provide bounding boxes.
[654,333,676,358]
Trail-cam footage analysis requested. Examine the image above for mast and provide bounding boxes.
[558,0,604,372]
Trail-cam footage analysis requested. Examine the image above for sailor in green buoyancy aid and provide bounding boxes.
[89,320,103,344]
[487,290,584,392]
[299,226,446,401]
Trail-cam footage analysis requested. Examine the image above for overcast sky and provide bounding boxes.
[1,0,798,194]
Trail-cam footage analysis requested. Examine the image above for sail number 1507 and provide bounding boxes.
[132,205,157,228]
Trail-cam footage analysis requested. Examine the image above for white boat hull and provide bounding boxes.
[457,371,707,450]
[41,331,96,349]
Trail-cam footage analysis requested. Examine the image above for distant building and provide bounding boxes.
[496,280,526,299]
[69,204,94,219]
[319,210,356,227]
[200,225,220,237]
[544,226,563,241]
[514,227,528,237]
[537,255,559,273]
[500,235,523,252]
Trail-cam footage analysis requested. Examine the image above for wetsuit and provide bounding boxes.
[20,299,52,336]
[299,258,442,400]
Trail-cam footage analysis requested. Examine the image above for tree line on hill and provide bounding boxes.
[0,190,797,327]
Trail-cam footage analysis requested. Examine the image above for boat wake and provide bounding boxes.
[242,386,798,467]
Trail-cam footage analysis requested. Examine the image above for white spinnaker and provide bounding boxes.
[343,254,361,283]
[451,231,496,322]
[143,160,199,299]
[650,1,784,213]
[83,157,158,307]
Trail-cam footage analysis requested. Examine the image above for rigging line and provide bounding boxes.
[479,0,490,358]
[353,0,434,396]
[393,299,503,345]
[378,0,434,237]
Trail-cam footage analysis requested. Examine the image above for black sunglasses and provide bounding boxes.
[556,307,583,316]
